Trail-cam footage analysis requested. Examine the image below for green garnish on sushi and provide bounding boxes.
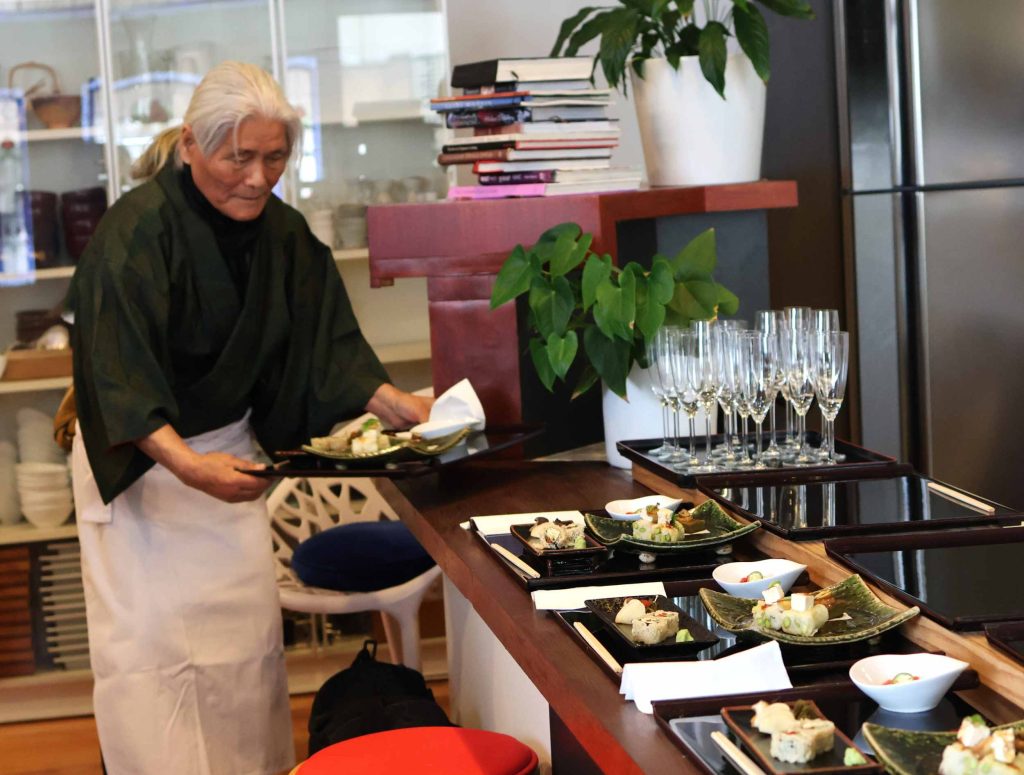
[843,747,867,766]
[675,629,694,643]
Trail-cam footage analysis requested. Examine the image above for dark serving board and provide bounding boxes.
[244,425,543,479]
[699,472,1021,541]
[825,526,1024,630]
[550,579,963,683]
[984,620,1024,665]
[584,595,719,658]
[653,681,983,775]
[617,431,901,488]
[477,529,735,590]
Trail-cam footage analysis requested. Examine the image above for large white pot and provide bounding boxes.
[602,365,712,469]
[630,54,766,187]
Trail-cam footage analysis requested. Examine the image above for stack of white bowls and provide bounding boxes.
[0,441,19,525]
[17,408,66,465]
[16,463,73,528]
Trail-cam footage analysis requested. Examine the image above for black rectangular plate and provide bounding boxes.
[617,431,901,489]
[584,594,719,657]
[653,682,983,775]
[245,425,543,479]
[984,620,1024,665]
[700,472,1021,541]
[825,526,1024,630]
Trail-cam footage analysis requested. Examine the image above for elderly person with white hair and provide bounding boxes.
[65,61,431,774]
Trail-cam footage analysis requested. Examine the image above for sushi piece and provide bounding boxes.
[751,701,797,734]
[614,598,646,624]
[631,613,669,645]
[770,719,835,764]
[647,609,679,638]
[779,604,829,637]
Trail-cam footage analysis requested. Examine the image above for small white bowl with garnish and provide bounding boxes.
[711,558,806,599]
[604,495,685,521]
[849,653,969,713]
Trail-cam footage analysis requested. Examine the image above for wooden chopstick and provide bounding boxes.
[927,481,996,514]
[572,621,623,675]
[489,543,541,579]
[710,731,767,775]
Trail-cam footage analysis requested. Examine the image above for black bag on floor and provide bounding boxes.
[307,639,453,756]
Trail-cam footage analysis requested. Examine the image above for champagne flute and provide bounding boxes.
[755,310,785,461]
[810,309,840,459]
[672,330,702,470]
[810,330,849,464]
[781,325,816,464]
[650,329,678,460]
[738,330,776,469]
[646,334,673,459]
[692,320,720,471]
[731,331,754,467]
[713,325,737,466]
[782,307,811,452]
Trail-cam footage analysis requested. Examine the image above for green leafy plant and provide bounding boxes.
[551,0,814,98]
[489,222,738,399]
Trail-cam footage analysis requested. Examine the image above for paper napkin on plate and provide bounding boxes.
[412,378,486,439]
[619,641,793,714]
[462,511,584,535]
[531,581,666,612]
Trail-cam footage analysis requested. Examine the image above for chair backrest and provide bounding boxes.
[266,477,399,582]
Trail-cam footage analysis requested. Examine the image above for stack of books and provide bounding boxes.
[431,57,641,199]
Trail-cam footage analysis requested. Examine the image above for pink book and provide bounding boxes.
[447,183,547,199]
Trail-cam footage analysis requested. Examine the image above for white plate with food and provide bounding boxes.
[604,495,685,521]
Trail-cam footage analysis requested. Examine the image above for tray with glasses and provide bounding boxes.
[697,470,1022,540]
[617,432,901,488]
[825,526,1024,630]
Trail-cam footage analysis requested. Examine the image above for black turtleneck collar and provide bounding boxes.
[179,163,263,297]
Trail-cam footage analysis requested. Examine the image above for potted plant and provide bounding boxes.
[489,222,738,465]
[551,0,814,186]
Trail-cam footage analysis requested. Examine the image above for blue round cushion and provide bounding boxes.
[291,521,435,593]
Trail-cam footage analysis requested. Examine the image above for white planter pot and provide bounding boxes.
[630,54,766,187]
[602,365,713,469]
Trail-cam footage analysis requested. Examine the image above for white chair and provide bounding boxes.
[267,475,441,671]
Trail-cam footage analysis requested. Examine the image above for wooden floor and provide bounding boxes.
[0,682,450,775]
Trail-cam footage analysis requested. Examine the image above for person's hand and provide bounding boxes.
[365,383,433,428]
[179,452,271,503]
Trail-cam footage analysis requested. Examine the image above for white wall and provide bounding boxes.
[444,0,645,179]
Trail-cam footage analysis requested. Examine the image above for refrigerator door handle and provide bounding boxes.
[903,0,926,187]
[883,0,904,187]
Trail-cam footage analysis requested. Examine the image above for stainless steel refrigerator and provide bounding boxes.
[835,0,1024,508]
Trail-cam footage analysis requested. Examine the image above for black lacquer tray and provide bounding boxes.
[699,471,1021,541]
[825,526,1024,630]
[244,425,543,479]
[617,431,901,488]
[550,579,950,683]
[477,528,737,590]
[653,681,983,775]
[984,621,1024,666]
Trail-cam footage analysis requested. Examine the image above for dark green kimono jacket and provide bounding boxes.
[67,162,390,504]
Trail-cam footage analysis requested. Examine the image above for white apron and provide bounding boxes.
[72,416,295,775]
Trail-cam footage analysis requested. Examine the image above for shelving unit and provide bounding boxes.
[0,521,76,547]
[0,376,71,394]
[0,265,76,283]
[332,247,369,263]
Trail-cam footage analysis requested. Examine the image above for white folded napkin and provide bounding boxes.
[620,641,793,714]
[462,510,584,535]
[531,581,666,612]
[413,378,485,438]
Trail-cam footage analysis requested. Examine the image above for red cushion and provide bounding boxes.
[298,727,538,775]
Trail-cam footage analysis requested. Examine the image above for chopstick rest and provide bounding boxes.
[573,621,623,675]
[489,543,541,579]
[710,731,767,775]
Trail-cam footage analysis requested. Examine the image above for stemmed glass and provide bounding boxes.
[781,325,816,464]
[782,307,811,453]
[729,330,754,467]
[738,330,777,469]
[692,320,720,472]
[650,329,679,460]
[809,330,849,464]
[810,309,840,460]
[713,325,738,467]
[755,310,785,461]
[647,334,674,459]
[672,330,702,471]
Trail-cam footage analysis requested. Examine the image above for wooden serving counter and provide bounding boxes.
[378,460,1023,775]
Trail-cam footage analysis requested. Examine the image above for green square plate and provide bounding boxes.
[584,500,759,554]
[861,719,1024,775]
[699,574,919,646]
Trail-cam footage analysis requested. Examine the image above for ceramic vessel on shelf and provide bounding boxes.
[849,653,969,713]
[711,558,806,599]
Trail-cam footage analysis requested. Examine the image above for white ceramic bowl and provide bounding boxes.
[604,494,685,521]
[711,558,807,598]
[849,653,968,713]
[22,503,73,528]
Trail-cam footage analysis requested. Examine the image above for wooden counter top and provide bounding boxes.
[379,460,1023,775]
